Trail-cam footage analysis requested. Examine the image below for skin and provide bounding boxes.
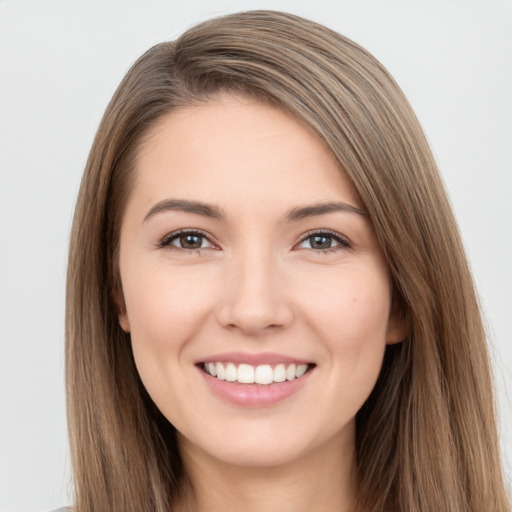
[117,94,406,512]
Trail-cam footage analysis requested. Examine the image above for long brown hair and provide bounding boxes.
[66,10,510,512]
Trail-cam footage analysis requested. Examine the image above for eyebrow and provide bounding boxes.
[284,202,366,222]
[143,198,366,223]
[144,199,226,222]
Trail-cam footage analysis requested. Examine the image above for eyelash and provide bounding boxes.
[157,229,351,254]
[158,229,216,254]
[296,229,352,253]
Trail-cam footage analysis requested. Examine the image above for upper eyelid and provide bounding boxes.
[299,229,344,238]
[296,229,351,246]
[159,228,217,247]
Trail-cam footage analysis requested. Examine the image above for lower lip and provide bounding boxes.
[198,366,314,408]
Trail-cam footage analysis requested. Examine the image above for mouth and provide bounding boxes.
[198,361,316,385]
[196,353,316,407]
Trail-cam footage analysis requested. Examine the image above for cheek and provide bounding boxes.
[123,261,214,343]
[298,267,391,341]
[295,265,391,390]
[120,262,219,398]
[121,263,217,418]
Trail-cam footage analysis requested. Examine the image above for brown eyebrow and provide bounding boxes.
[144,199,366,223]
[284,202,367,222]
[144,199,226,222]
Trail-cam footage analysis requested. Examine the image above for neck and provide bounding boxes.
[176,425,359,512]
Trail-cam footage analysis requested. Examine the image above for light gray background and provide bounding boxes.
[0,1,511,510]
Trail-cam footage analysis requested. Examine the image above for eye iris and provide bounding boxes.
[180,234,202,249]
[310,235,332,249]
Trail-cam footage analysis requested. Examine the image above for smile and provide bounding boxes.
[197,353,316,407]
[202,362,311,385]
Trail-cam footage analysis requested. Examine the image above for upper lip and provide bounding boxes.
[197,352,313,366]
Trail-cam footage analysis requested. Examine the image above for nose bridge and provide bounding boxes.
[218,240,292,334]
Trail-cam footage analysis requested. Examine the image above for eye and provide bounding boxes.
[296,230,350,252]
[159,230,216,251]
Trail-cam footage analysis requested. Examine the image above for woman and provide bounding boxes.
[64,10,510,512]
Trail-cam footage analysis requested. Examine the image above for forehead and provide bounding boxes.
[131,94,361,213]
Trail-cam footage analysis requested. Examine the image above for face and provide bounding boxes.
[117,94,405,469]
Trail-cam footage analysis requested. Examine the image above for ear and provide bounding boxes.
[386,294,408,345]
[114,291,131,333]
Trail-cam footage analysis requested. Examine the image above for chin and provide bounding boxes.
[178,416,352,470]
[200,438,311,468]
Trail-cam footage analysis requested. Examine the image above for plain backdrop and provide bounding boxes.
[0,1,511,510]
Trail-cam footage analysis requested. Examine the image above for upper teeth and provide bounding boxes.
[204,362,309,385]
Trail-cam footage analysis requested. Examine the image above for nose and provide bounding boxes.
[216,249,293,336]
